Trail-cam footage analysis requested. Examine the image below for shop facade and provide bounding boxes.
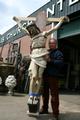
[0,0,80,90]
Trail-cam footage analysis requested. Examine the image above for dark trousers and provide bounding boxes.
[42,75,59,117]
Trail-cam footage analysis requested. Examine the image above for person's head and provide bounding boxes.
[26,23,41,38]
[49,38,57,50]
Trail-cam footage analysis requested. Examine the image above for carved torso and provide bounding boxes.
[30,33,49,68]
[31,33,47,49]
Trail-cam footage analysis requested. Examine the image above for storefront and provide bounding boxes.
[57,9,80,90]
[0,0,80,90]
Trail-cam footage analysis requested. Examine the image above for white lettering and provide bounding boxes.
[69,0,79,6]
[57,0,63,11]
[46,4,55,17]
[27,21,33,25]
[1,36,4,43]
[6,33,11,40]
[17,28,21,33]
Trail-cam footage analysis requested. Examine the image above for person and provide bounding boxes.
[13,15,69,106]
[15,56,30,93]
[39,39,64,120]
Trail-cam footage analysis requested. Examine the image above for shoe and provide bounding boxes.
[39,109,49,114]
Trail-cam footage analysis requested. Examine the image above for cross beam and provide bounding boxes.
[13,16,61,23]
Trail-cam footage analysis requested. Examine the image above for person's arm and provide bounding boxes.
[13,16,29,35]
[50,50,64,70]
[44,16,69,36]
[48,50,63,63]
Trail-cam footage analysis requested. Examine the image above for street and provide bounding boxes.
[0,92,80,120]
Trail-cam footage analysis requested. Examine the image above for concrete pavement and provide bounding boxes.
[0,92,80,120]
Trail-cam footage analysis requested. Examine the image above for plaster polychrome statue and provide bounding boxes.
[13,11,69,115]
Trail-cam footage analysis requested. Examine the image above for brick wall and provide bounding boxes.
[0,24,53,62]
[0,35,31,62]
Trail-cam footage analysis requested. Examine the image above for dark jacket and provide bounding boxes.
[43,49,64,77]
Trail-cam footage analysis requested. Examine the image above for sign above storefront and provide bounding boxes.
[0,0,80,44]
[47,0,79,17]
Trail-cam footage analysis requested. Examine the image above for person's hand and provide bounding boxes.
[64,16,70,22]
[47,57,51,62]
[61,16,70,22]
[13,16,19,22]
[44,54,51,61]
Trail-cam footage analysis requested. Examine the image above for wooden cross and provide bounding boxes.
[13,11,69,32]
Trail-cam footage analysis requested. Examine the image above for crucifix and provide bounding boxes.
[13,11,69,115]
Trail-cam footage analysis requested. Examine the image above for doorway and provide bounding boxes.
[58,34,80,91]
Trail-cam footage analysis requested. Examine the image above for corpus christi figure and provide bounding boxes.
[13,11,69,115]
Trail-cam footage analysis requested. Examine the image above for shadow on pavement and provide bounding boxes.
[32,112,80,120]
[60,112,80,120]
[12,93,26,97]
[59,90,80,95]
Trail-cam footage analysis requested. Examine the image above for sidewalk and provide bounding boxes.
[0,92,80,120]
[59,93,80,120]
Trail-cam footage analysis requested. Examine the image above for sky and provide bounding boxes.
[0,0,50,34]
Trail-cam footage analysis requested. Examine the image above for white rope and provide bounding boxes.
[13,16,29,33]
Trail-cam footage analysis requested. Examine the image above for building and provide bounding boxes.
[0,0,80,90]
